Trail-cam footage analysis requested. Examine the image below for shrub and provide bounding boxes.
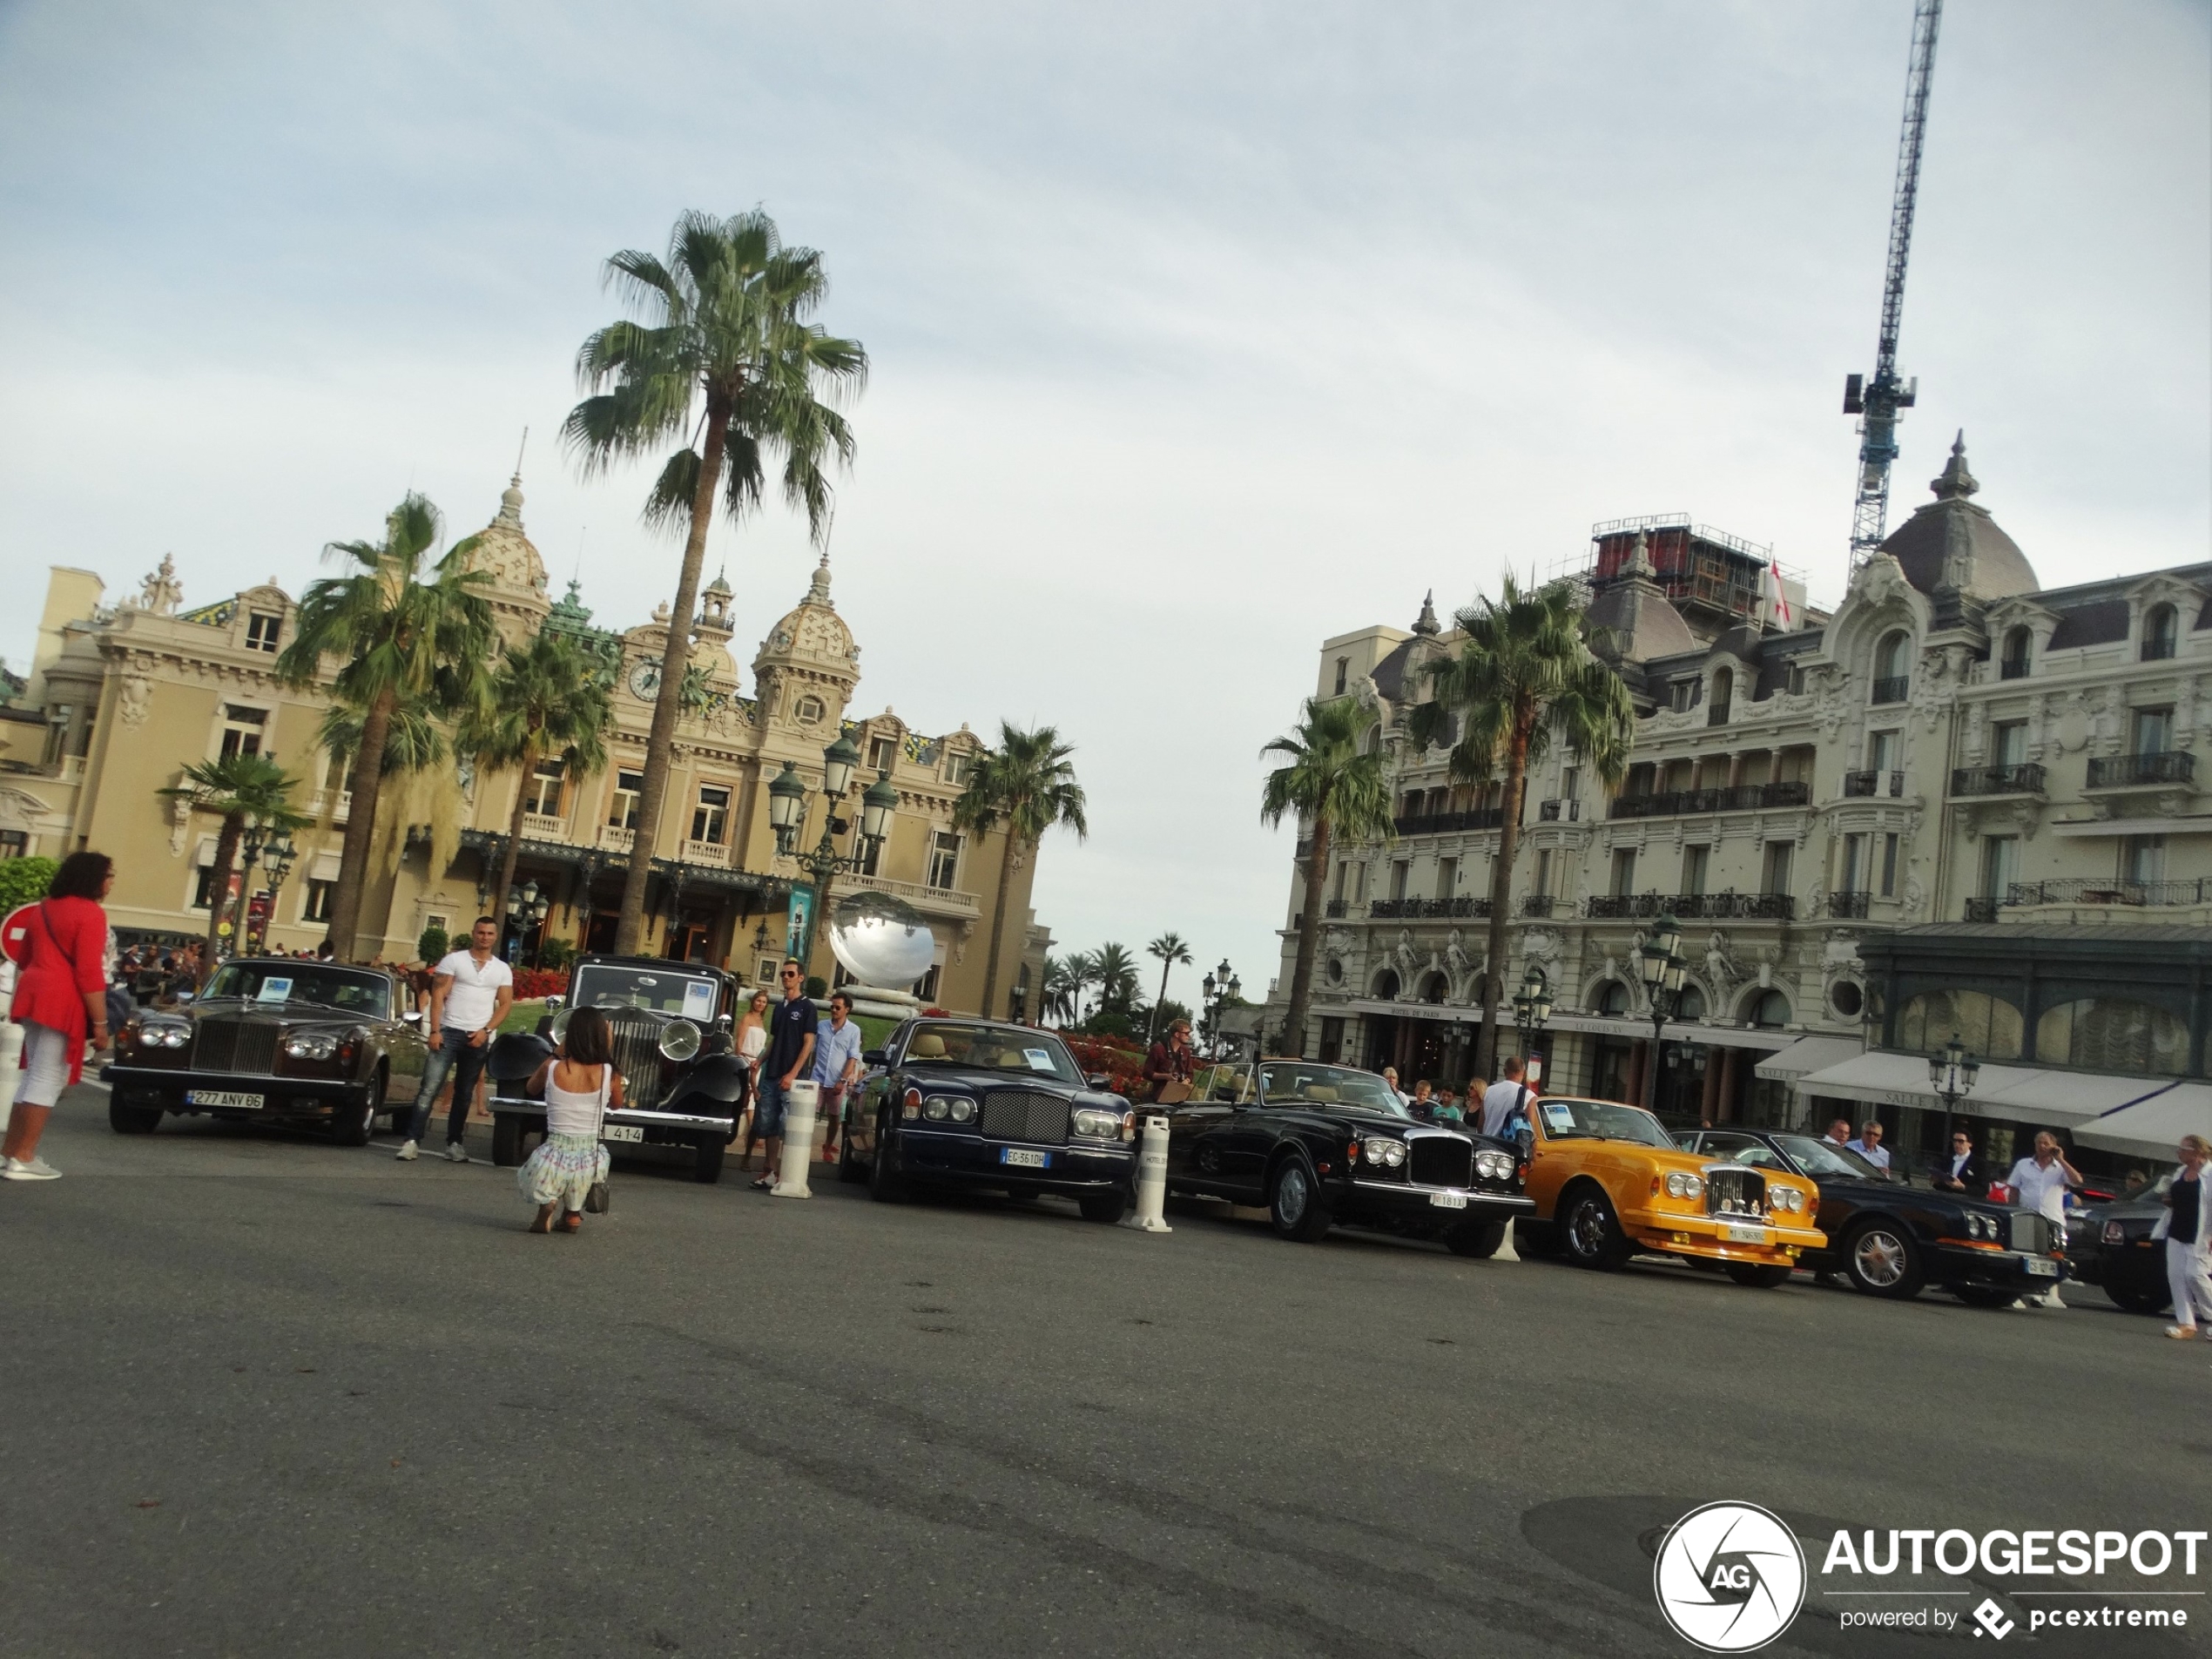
[536,937,578,972]
[511,967,570,1000]
[804,975,828,1000]
[0,857,57,914]
[417,925,448,964]
[1060,1031,1148,1098]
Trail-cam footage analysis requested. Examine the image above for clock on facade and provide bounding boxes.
[627,660,662,701]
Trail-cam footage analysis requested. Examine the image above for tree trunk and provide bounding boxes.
[1281,819,1332,1058]
[326,684,395,962]
[615,403,729,955]
[1475,724,1533,1079]
[1148,961,1171,1042]
[980,834,1019,1019]
[199,811,244,981]
[495,739,535,948]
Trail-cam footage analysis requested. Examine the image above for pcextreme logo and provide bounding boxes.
[1652,1501,1808,1654]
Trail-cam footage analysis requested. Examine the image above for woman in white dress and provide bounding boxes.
[519,1006,624,1233]
[732,988,771,1163]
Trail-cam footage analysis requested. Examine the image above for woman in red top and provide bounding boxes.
[5,851,115,1181]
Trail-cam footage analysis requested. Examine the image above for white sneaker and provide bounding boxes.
[2040,1290,2067,1309]
[444,1143,469,1163]
[395,1141,419,1161]
[3,1157,62,1181]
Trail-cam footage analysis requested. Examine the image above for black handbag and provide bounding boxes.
[584,1065,611,1213]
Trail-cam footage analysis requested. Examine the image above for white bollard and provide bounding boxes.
[0,1018,19,1133]
[1122,1114,1172,1234]
[771,1081,819,1198]
[1494,1214,1521,1263]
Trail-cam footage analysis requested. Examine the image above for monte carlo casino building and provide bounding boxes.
[0,472,1051,1011]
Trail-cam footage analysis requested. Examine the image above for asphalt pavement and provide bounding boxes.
[0,1087,2195,1658]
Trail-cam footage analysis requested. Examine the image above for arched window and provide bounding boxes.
[2038,997,2188,1076]
[1897,988,2024,1061]
[1372,968,1400,1001]
[1672,983,1708,1022]
[1595,980,1632,1015]
[2000,627,2032,680]
[1871,632,1911,705]
[1709,667,1733,725]
[1419,971,1448,1005]
[1747,988,1791,1029]
[2144,604,2179,662]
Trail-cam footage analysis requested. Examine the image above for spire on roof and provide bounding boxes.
[806,547,833,609]
[1622,529,1656,580]
[1931,430,1979,501]
[1412,590,1440,637]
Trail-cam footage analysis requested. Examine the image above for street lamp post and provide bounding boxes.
[1928,1033,1980,1157]
[1510,964,1553,1074]
[255,831,296,954]
[506,878,551,966]
[1635,912,1687,1116]
[1200,960,1242,1060]
[766,735,897,981]
[230,817,272,961]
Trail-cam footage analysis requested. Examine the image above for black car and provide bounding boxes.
[838,1018,1136,1223]
[1161,1060,1530,1255]
[103,957,428,1145]
[1674,1128,2065,1305]
[2068,1181,2174,1315]
[487,955,748,1184]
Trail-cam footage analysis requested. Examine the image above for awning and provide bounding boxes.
[2051,815,2212,840]
[2074,1083,2207,1158]
[1793,1052,2164,1126]
[1341,1000,1788,1051]
[1757,1035,1863,1082]
[307,851,342,882]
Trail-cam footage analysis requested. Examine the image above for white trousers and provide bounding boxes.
[16,1022,73,1110]
[2166,1238,2212,1326]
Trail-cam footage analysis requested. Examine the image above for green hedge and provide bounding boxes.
[0,857,57,914]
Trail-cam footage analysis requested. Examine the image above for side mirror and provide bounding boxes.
[1086,1073,1110,1091]
[863,1049,887,1067]
[543,995,565,1013]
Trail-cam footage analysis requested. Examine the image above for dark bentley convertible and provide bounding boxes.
[102,957,428,1144]
[1673,1127,2066,1304]
[839,1018,1136,1222]
[486,955,746,1184]
[1163,1060,1531,1254]
[2068,1181,2175,1315]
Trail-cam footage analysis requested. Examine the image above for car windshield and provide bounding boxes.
[570,963,722,1022]
[1535,1097,1674,1148]
[900,1023,1083,1085]
[1680,1131,1796,1171]
[1771,1133,1885,1180]
[1258,1062,1408,1116]
[203,963,389,1020]
[1191,1063,1253,1103]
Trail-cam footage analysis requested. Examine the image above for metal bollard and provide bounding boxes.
[0,1018,19,1132]
[1122,1114,1172,1234]
[772,1081,819,1198]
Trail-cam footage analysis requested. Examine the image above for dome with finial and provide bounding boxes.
[448,470,551,631]
[1878,432,2038,601]
[1412,590,1440,637]
[1586,529,1696,663]
[754,550,859,684]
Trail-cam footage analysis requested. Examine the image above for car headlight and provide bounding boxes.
[2102,1220,2124,1245]
[1382,1140,1405,1167]
[923,1096,950,1122]
[1665,1171,1688,1198]
[948,1098,975,1123]
[658,1019,700,1062]
[282,1033,339,1060]
[1474,1150,1507,1181]
[138,1023,188,1049]
[1070,1106,1126,1138]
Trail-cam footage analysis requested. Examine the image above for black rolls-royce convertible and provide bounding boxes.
[486,955,747,1184]
[1163,1060,1531,1254]
[1672,1127,2066,1304]
[102,957,428,1144]
[839,1018,1136,1223]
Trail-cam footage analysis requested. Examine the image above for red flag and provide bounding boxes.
[1768,557,1792,627]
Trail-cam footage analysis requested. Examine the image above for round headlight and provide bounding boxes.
[1362,1140,1385,1163]
[1665,1171,1687,1198]
[1383,1141,1406,1167]
[2101,1220,2123,1245]
[923,1096,950,1121]
[1682,1173,1703,1200]
[948,1098,975,1123]
[162,1025,189,1048]
[283,1033,338,1060]
[549,1008,572,1044]
[658,1019,700,1062]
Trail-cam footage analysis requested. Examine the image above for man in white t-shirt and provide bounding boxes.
[2006,1131,2083,1308]
[1480,1055,1533,1139]
[398,917,515,1163]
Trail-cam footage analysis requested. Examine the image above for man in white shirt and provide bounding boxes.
[1846,1120,1892,1175]
[1480,1055,1533,1139]
[2006,1132,2083,1308]
[398,916,515,1163]
[1822,1117,1854,1150]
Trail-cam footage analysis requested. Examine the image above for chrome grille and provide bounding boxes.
[192,1018,278,1076]
[979,1090,1069,1146]
[1705,1166,1767,1218]
[1407,1136,1472,1189]
[605,1013,668,1109]
[2010,1212,2051,1255]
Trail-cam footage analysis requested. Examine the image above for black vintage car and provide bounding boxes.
[2067,1179,2175,1315]
[102,957,428,1144]
[486,955,747,1184]
[838,1019,1136,1223]
[1673,1127,2066,1304]
[1161,1060,1531,1255]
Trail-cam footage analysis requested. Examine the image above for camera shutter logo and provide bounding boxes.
[1972,1598,2014,1641]
[1652,1501,1807,1653]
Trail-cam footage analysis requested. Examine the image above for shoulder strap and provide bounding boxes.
[36,901,81,976]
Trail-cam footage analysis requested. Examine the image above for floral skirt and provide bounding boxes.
[517,1131,610,1211]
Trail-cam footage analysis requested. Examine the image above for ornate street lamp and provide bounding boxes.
[1511,963,1553,1066]
[506,877,552,966]
[1201,963,1242,1059]
[1635,912,1688,1116]
[1928,1033,1979,1154]
[254,830,296,954]
[227,816,271,961]
[772,741,894,974]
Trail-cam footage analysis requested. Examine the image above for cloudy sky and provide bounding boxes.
[2,0,2206,1001]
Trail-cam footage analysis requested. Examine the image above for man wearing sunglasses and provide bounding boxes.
[752,959,818,1190]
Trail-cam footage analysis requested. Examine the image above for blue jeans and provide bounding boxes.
[753,1076,790,1140]
[408,1028,491,1147]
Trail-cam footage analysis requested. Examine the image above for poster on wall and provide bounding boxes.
[786,887,813,969]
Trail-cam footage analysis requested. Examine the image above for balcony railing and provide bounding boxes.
[1606,780,1811,820]
[1392,808,1507,836]
[520,813,568,840]
[597,824,636,851]
[1963,898,2000,923]
[1585,891,1793,921]
[1707,702,1731,726]
[1950,763,2046,798]
[1841,770,1905,799]
[2144,636,2177,662]
[680,839,731,868]
[1369,896,1493,920]
[307,788,352,824]
[1871,677,1910,705]
[1999,657,2030,681]
[1521,894,1562,918]
[838,870,981,917]
[1538,799,1581,822]
[1827,891,1871,919]
[1324,898,1348,918]
[2006,878,2212,909]
[2086,752,2195,790]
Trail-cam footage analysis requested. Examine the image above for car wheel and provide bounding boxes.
[691,1133,726,1184]
[1559,1185,1630,1271]
[1725,1264,1793,1289]
[108,1095,165,1136]
[2107,1282,2174,1316]
[1954,1285,2020,1310]
[1079,1189,1130,1224]
[1514,1218,1564,1259]
[491,1115,524,1168]
[331,1089,375,1149]
[1446,1219,1507,1258]
[1842,1220,1925,1299]
[870,1123,907,1204]
[1267,1156,1332,1243]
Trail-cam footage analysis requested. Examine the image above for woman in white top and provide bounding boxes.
[732,988,771,1161]
[518,1006,624,1233]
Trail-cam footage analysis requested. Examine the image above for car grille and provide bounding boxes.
[1705,1166,1766,1218]
[605,1013,668,1109]
[192,1018,278,1076]
[2010,1212,2052,1255]
[1408,1136,1472,1189]
[979,1090,1069,1146]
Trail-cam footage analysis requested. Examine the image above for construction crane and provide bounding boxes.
[1844,0,1943,574]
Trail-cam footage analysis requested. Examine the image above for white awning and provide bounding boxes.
[1793,1052,2166,1126]
[194,834,219,868]
[307,851,342,882]
[2051,815,2212,840]
[1539,1011,1793,1052]
[1757,1035,1864,1082]
[2071,1084,2209,1158]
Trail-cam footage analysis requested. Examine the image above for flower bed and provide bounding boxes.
[1059,1032,1147,1098]
[511,967,571,1001]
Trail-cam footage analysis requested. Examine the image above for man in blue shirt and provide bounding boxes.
[813,990,867,1164]
[752,960,817,1190]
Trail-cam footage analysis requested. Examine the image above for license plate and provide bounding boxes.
[1001,1147,1049,1169]
[2025,1256,2059,1277]
[1720,1223,1767,1244]
[1428,1190,1468,1209]
[603,1124,644,1143]
[186,1089,263,1109]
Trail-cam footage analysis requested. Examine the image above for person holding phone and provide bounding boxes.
[3,852,116,1181]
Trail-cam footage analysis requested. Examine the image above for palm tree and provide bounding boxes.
[1060,949,1097,1027]
[1261,696,1395,1058]
[461,631,616,935]
[1407,574,1635,1076]
[1042,954,1079,1025]
[952,723,1088,1020]
[1145,932,1193,1041]
[158,753,307,974]
[276,494,497,961]
[565,209,867,954]
[1092,942,1139,1015]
